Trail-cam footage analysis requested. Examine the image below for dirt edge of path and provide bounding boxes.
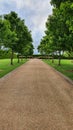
[45,63,73,85]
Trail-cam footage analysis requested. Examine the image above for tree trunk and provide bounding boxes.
[11,50,14,65]
[17,55,20,63]
[18,57,20,63]
[52,58,54,63]
[58,51,61,66]
[52,53,54,63]
[21,56,23,61]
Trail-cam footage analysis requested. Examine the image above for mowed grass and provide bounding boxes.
[0,59,27,78]
[43,59,73,80]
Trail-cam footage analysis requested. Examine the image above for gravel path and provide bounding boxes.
[0,59,73,130]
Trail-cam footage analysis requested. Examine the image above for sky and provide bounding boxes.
[0,0,53,54]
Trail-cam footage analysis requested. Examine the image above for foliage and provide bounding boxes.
[23,43,34,56]
[0,18,10,48]
[0,49,17,59]
[51,0,73,7]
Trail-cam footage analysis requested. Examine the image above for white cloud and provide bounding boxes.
[23,0,52,32]
[11,0,33,9]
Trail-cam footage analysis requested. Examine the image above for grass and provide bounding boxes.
[43,59,73,80]
[0,59,28,78]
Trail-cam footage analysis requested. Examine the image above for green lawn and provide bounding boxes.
[43,59,73,80]
[0,59,27,78]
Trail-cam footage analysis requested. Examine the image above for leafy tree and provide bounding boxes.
[39,1,73,65]
[4,30,18,65]
[4,11,33,64]
[4,12,19,64]
[23,44,34,57]
[38,35,52,55]
[15,20,33,62]
[0,17,16,64]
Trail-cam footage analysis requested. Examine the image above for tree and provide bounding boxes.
[4,30,18,65]
[38,0,73,66]
[0,17,17,65]
[23,44,34,57]
[4,12,19,65]
[4,11,33,64]
[15,20,33,62]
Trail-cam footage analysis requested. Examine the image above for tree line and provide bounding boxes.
[38,0,73,65]
[0,11,34,65]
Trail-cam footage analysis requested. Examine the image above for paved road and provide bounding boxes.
[0,59,73,130]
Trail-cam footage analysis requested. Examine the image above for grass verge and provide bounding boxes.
[43,59,73,80]
[0,59,28,78]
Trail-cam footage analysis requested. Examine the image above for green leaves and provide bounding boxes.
[51,0,73,8]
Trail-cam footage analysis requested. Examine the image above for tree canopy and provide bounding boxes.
[51,0,73,7]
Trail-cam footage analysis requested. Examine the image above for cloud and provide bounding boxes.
[12,0,31,9]
[0,0,53,54]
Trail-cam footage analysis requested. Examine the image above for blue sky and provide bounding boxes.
[0,0,52,54]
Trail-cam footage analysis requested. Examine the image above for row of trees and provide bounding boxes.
[0,11,34,65]
[38,0,73,65]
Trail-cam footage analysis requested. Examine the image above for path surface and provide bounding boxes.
[0,59,73,130]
